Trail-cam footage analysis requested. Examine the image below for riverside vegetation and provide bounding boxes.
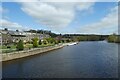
[1,29,120,53]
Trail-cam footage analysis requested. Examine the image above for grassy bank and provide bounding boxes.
[1,44,64,62]
[1,43,56,53]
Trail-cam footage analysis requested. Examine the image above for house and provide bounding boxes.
[0,29,51,45]
[0,33,2,45]
[0,30,13,45]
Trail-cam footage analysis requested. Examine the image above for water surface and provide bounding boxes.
[2,41,118,78]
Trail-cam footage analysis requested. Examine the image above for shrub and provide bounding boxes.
[32,38,39,48]
[39,40,42,45]
[108,35,117,43]
[46,38,55,44]
[42,40,47,45]
[55,40,59,44]
[16,40,24,51]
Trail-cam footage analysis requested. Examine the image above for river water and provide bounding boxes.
[2,41,118,78]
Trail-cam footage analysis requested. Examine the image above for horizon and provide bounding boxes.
[1,28,119,36]
[0,1,118,35]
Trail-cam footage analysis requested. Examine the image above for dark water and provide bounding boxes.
[2,41,118,78]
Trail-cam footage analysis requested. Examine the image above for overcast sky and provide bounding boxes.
[0,1,118,35]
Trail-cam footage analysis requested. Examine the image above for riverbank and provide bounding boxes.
[1,42,79,62]
[0,44,65,62]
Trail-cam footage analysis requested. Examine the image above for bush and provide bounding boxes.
[16,40,24,51]
[55,40,59,44]
[61,40,65,43]
[42,40,47,45]
[108,35,117,43]
[32,38,39,48]
[108,35,120,43]
[39,40,42,45]
[46,38,55,44]
[66,39,71,43]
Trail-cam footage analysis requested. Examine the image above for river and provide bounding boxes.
[2,41,118,78]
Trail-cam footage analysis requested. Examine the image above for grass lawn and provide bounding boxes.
[0,44,16,49]
[2,49,16,53]
[1,43,56,53]
[25,44,33,48]
[38,43,55,48]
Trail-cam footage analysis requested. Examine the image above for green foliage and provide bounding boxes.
[73,35,101,41]
[39,40,42,45]
[107,34,120,43]
[27,29,58,37]
[55,40,59,44]
[16,40,24,51]
[42,39,48,45]
[66,39,71,43]
[61,40,65,43]
[108,35,115,42]
[77,36,87,41]
[116,36,120,43]
[87,36,100,41]
[45,38,56,44]
[32,37,39,48]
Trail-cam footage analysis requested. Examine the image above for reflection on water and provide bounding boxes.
[2,41,118,78]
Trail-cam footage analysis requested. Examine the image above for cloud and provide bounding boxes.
[21,1,95,29]
[1,19,29,30]
[2,0,118,2]
[78,6,118,35]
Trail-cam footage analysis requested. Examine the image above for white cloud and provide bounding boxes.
[76,2,95,11]
[21,2,95,29]
[2,0,118,2]
[1,19,29,30]
[78,6,118,35]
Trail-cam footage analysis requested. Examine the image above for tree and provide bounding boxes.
[46,38,56,44]
[61,40,65,43]
[55,40,59,44]
[16,40,24,51]
[39,40,42,45]
[16,30,19,32]
[116,36,120,43]
[42,39,47,45]
[4,28,8,31]
[66,39,71,43]
[108,34,117,42]
[32,37,39,48]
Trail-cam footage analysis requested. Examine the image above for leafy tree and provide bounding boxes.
[116,36,120,43]
[46,38,56,44]
[16,30,19,32]
[42,39,48,45]
[32,37,39,48]
[61,40,64,43]
[55,40,59,44]
[79,36,87,41]
[39,40,42,45]
[108,35,117,42]
[66,39,71,43]
[16,40,24,51]
[4,28,8,31]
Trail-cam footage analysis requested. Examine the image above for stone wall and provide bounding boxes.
[1,44,64,62]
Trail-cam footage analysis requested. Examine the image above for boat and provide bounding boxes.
[67,42,78,46]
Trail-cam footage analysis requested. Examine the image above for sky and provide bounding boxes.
[0,0,118,35]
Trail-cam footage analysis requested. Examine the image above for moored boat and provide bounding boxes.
[67,42,78,46]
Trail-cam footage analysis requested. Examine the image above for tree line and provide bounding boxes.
[107,34,120,43]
